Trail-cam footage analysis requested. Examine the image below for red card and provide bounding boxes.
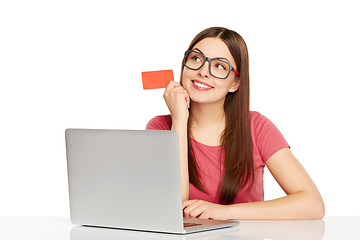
[142,69,174,90]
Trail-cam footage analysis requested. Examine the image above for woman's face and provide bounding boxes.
[181,37,239,105]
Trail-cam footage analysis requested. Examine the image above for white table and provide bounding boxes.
[1,216,359,240]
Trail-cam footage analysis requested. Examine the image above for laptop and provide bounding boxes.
[65,129,238,234]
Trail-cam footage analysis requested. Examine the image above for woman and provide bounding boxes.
[146,27,325,220]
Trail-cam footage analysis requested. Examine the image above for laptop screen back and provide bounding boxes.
[66,129,184,233]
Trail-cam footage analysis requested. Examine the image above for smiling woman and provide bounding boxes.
[146,27,325,220]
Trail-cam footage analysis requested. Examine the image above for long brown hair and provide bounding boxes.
[180,27,254,205]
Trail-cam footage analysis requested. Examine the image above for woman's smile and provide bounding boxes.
[192,80,214,91]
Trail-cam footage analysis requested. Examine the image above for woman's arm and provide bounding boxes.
[183,148,325,220]
[172,122,189,201]
[163,81,190,201]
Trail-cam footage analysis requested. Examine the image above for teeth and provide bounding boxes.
[193,81,212,89]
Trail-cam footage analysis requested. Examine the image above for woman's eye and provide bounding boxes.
[216,64,226,70]
[192,56,201,62]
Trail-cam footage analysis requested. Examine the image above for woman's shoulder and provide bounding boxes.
[250,110,290,161]
[250,110,279,134]
[250,111,267,125]
[146,114,172,130]
[250,110,283,143]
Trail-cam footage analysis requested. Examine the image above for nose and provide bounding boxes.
[198,60,210,78]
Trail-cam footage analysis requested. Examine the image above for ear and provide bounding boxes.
[228,79,240,93]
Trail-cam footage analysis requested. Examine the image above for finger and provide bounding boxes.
[183,204,197,216]
[164,86,185,96]
[182,200,196,209]
[183,200,203,217]
[165,80,180,91]
[164,81,176,96]
[167,89,190,101]
[182,199,200,208]
[171,87,187,93]
[188,205,206,218]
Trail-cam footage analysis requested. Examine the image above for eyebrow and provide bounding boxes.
[193,48,231,63]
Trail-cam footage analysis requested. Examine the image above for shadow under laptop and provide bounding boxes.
[71,219,325,240]
[70,224,240,240]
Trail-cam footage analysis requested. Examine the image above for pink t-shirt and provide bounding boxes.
[146,111,290,204]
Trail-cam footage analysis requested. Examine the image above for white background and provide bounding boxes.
[1,0,359,216]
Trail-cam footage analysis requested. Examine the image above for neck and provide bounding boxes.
[189,100,225,130]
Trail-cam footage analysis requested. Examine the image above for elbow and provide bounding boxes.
[307,205,325,220]
[314,191,325,219]
[306,194,325,220]
[313,199,325,220]
[295,190,325,220]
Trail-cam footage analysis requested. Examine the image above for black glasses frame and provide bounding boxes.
[183,50,239,79]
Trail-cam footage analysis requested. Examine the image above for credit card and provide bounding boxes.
[141,69,174,90]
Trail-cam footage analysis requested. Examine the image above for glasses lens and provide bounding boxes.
[184,51,204,70]
[210,59,231,79]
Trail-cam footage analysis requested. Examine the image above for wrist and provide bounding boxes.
[171,119,188,131]
[225,204,236,220]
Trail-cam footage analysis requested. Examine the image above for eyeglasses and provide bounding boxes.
[183,50,240,79]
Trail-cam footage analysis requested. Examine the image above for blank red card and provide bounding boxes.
[142,69,174,90]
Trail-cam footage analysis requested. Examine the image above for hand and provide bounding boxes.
[182,199,230,220]
[163,81,190,123]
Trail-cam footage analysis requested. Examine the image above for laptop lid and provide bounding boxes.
[65,129,238,234]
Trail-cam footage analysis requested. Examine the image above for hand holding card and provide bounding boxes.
[142,69,174,90]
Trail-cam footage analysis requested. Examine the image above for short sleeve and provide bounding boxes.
[146,114,172,130]
[251,112,290,163]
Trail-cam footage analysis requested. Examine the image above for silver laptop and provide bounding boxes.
[65,129,238,234]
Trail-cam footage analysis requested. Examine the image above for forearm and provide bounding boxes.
[227,191,325,220]
[172,121,189,201]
